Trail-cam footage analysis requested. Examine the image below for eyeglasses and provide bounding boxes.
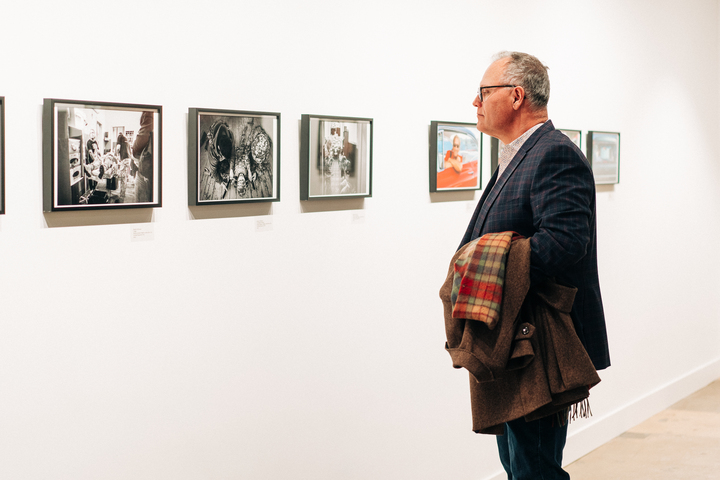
[477,84,516,102]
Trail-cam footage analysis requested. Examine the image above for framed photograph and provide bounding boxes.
[489,137,504,176]
[43,99,162,212]
[559,129,582,149]
[300,114,372,200]
[0,96,4,214]
[430,121,482,192]
[188,108,280,205]
[587,131,620,184]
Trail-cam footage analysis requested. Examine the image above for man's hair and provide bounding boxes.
[492,51,550,109]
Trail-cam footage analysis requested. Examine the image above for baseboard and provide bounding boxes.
[563,356,720,464]
[480,356,720,480]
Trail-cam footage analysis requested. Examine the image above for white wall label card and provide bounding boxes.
[256,218,273,232]
[131,225,155,242]
[351,212,365,224]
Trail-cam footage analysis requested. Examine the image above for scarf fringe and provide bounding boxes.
[556,398,593,426]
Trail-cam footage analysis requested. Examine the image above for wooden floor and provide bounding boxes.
[566,379,720,479]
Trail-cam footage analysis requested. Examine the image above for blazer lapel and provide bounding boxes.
[459,169,498,248]
[471,121,555,238]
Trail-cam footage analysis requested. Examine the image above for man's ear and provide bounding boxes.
[512,87,525,110]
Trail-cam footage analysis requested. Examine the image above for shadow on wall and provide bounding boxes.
[188,203,273,221]
[44,208,154,228]
[300,197,365,214]
[430,191,477,204]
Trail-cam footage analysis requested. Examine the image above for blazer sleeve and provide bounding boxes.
[528,142,594,282]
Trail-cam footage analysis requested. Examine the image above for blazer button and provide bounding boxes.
[521,326,529,335]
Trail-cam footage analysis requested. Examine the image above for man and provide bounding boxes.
[459,52,610,479]
[132,111,154,203]
[85,129,100,190]
[86,129,99,164]
[444,135,463,173]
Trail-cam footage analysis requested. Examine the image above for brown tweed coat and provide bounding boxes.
[440,237,601,435]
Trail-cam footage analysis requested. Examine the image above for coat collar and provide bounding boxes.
[473,120,555,236]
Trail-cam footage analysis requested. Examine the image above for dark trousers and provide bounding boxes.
[496,415,570,480]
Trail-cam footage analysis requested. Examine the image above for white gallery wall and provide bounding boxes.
[1,0,719,479]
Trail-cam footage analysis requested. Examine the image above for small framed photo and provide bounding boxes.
[188,108,280,205]
[430,121,482,192]
[0,96,5,214]
[559,129,582,149]
[587,131,620,184]
[43,99,162,212]
[489,137,504,174]
[300,114,373,200]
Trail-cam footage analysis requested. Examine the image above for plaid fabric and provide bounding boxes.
[451,231,516,328]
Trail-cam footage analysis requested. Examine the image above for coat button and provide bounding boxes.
[521,326,529,335]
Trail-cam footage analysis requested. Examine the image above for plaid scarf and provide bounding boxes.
[451,231,518,329]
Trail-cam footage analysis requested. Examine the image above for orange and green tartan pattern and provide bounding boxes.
[451,231,515,329]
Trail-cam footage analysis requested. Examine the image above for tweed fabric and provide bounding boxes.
[451,232,514,329]
[441,237,601,435]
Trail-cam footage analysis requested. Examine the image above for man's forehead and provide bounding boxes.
[481,58,509,84]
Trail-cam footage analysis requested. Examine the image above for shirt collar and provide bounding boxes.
[497,121,547,177]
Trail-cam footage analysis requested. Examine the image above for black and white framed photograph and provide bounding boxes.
[300,114,372,200]
[42,99,162,212]
[587,131,620,185]
[430,121,482,192]
[188,108,280,205]
[0,96,5,214]
[559,128,582,149]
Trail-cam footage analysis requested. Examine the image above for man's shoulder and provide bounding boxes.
[513,128,592,182]
[530,127,586,160]
[532,124,573,146]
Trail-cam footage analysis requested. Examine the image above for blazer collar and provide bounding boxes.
[473,120,555,236]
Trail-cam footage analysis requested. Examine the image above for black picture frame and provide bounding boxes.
[0,96,5,214]
[559,129,582,149]
[42,98,162,212]
[587,131,620,185]
[489,137,502,174]
[429,121,482,192]
[300,114,373,200]
[188,108,280,205]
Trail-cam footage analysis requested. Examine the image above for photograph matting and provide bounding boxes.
[188,108,280,205]
[587,131,620,185]
[300,114,373,201]
[430,121,482,192]
[42,98,162,212]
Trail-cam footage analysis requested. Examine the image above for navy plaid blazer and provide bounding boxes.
[459,120,610,370]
